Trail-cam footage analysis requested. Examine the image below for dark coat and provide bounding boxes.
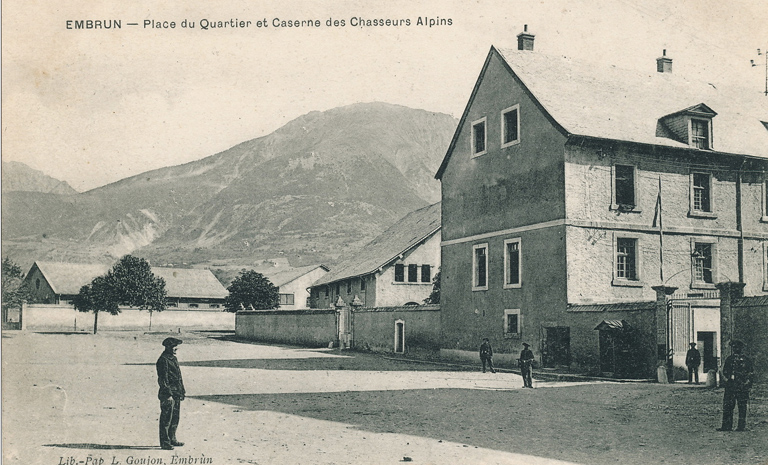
[685,348,701,367]
[479,341,493,359]
[156,351,186,401]
[722,353,754,392]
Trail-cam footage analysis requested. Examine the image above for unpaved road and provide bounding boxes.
[2,330,765,465]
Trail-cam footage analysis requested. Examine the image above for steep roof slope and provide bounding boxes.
[437,47,768,178]
[312,202,441,286]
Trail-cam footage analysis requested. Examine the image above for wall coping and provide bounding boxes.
[352,305,440,313]
[237,309,337,316]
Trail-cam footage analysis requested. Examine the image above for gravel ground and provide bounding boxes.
[2,330,765,465]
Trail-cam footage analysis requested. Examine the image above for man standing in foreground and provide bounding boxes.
[717,340,754,432]
[519,343,535,388]
[157,337,186,449]
[685,342,701,384]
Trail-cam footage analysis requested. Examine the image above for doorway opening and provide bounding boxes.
[543,326,570,367]
[394,319,405,354]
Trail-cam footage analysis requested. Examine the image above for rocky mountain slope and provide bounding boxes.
[2,103,456,270]
[2,161,78,195]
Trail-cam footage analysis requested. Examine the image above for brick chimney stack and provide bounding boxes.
[517,24,535,51]
[657,49,672,73]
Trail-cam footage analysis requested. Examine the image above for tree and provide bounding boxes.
[423,269,440,304]
[73,275,120,334]
[2,258,31,323]
[73,255,166,333]
[224,270,279,312]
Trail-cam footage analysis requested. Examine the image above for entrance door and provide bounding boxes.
[698,331,717,372]
[543,327,570,367]
[394,320,405,353]
[599,330,616,373]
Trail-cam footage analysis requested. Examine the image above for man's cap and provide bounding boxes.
[522,342,530,347]
[482,337,489,341]
[162,337,183,348]
[689,342,697,347]
[730,340,745,348]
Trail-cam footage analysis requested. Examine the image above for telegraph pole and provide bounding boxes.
[751,48,768,96]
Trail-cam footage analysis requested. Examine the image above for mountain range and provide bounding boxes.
[1,102,456,271]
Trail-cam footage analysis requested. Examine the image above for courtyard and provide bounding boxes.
[2,330,765,465]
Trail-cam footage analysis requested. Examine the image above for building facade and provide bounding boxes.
[435,32,768,378]
[309,202,441,309]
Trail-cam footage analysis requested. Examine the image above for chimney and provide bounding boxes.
[517,24,535,51]
[656,49,672,73]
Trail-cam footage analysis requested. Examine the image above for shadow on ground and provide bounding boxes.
[44,444,157,450]
[191,383,766,465]
[127,353,471,372]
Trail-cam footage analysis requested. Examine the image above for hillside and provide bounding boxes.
[2,161,78,195]
[1,102,456,270]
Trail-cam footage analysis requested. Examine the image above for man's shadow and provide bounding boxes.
[44,444,158,450]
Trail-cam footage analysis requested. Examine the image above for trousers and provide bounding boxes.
[159,397,181,447]
[521,365,533,387]
[481,356,495,373]
[721,388,749,431]
[687,365,699,383]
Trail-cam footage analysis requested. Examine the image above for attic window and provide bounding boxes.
[690,119,710,149]
[501,105,520,147]
[471,117,487,157]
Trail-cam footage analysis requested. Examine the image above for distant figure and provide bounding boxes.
[479,338,496,373]
[156,337,186,450]
[685,342,701,384]
[717,340,754,432]
[519,343,534,388]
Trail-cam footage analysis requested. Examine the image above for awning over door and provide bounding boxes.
[594,320,630,331]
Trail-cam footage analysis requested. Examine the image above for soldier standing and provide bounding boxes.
[717,340,754,432]
[685,342,701,384]
[519,343,535,388]
[157,337,186,449]
[479,338,496,373]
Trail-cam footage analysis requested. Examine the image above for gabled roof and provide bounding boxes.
[260,264,329,287]
[311,202,441,287]
[31,262,110,295]
[437,47,768,178]
[29,261,228,299]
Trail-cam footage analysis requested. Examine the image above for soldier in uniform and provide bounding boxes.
[685,342,701,384]
[156,337,186,449]
[717,340,754,432]
[479,338,496,373]
[518,342,535,388]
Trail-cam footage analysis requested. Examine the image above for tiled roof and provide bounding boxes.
[33,262,110,295]
[312,202,441,286]
[733,295,768,307]
[151,267,228,299]
[260,265,329,287]
[31,261,227,299]
[494,48,768,158]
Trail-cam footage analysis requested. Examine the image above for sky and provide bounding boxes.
[2,0,767,192]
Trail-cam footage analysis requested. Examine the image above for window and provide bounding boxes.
[394,264,405,282]
[616,238,638,281]
[473,243,488,290]
[690,119,710,149]
[360,277,366,291]
[335,282,340,295]
[421,264,431,283]
[692,242,714,284]
[504,238,522,288]
[762,180,768,221]
[691,172,712,214]
[279,294,295,305]
[325,286,329,297]
[613,165,636,209]
[501,105,520,147]
[504,309,521,336]
[167,302,178,308]
[36,278,40,290]
[189,303,199,309]
[471,118,487,157]
[408,264,418,282]
[210,304,220,309]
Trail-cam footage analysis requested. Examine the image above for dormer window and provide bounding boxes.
[658,103,716,150]
[690,119,710,149]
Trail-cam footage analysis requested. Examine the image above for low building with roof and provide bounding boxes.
[260,264,329,309]
[435,27,768,378]
[24,261,228,310]
[309,202,441,309]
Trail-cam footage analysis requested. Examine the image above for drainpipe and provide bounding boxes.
[736,161,745,283]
